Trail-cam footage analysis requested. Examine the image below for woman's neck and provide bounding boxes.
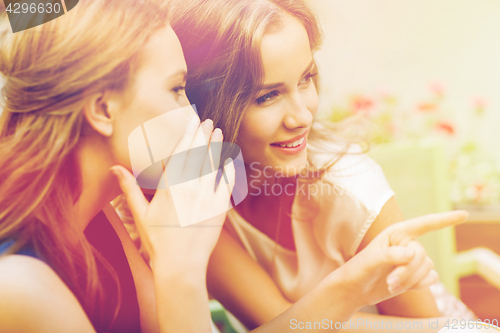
[236,163,297,217]
[71,136,122,233]
[234,163,297,251]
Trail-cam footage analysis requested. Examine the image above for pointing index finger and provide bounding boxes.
[398,210,468,239]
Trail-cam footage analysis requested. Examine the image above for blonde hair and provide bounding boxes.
[0,0,168,329]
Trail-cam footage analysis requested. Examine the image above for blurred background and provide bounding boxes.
[310,0,500,321]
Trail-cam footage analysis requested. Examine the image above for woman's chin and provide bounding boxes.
[270,160,309,178]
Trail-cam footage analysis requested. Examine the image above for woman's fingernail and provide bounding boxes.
[203,119,213,128]
[110,166,121,178]
[212,128,223,139]
[387,275,399,289]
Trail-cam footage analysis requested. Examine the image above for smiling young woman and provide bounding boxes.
[0,1,236,332]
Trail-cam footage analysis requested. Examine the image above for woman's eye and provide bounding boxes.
[172,85,186,95]
[256,90,279,105]
[299,72,318,86]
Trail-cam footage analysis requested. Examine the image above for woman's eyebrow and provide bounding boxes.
[301,59,315,77]
[167,70,187,84]
[260,59,315,90]
[261,82,285,90]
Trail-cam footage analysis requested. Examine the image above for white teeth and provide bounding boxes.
[278,137,305,148]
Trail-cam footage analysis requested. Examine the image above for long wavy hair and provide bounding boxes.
[169,0,367,177]
[0,0,168,330]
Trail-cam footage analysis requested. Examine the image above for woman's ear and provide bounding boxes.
[83,92,115,137]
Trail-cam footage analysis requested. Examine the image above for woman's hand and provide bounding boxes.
[110,118,235,333]
[337,210,468,307]
[110,117,236,271]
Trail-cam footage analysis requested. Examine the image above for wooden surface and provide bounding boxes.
[456,222,500,321]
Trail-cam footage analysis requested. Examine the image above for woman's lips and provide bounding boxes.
[270,133,308,155]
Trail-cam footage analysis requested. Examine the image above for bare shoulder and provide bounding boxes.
[0,254,96,333]
[357,196,404,252]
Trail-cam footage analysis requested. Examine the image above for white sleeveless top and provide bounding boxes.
[225,144,394,302]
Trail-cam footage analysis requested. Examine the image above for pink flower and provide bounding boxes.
[435,121,455,135]
[350,94,374,113]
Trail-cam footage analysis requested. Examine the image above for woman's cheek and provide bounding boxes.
[243,110,273,142]
[306,86,320,117]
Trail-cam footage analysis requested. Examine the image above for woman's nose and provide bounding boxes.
[282,91,313,130]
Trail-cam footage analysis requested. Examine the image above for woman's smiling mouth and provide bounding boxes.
[270,131,308,154]
[277,136,305,148]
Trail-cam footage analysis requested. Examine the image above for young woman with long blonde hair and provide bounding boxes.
[0,0,468,332]
[169,0,476,330]
[0,0,238,331]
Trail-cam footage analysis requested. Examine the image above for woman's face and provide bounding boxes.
[238,15,319,177]
[110,25,197,171]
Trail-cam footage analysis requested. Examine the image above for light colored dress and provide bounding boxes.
[225,143,475,318]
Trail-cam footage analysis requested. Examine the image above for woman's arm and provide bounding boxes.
[0,255,97,333]
[207,228,295,328]
[209,211,467,332]
[338,196,445,332]
[357,196,441,318]
[153,261,213,332]
[208,229,374,331]
[250,268,363,332]
[206,201,439,329]
[208,229,442,333]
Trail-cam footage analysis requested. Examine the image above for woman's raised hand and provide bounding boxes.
[338,210,468,307]
[111,118,236,271]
